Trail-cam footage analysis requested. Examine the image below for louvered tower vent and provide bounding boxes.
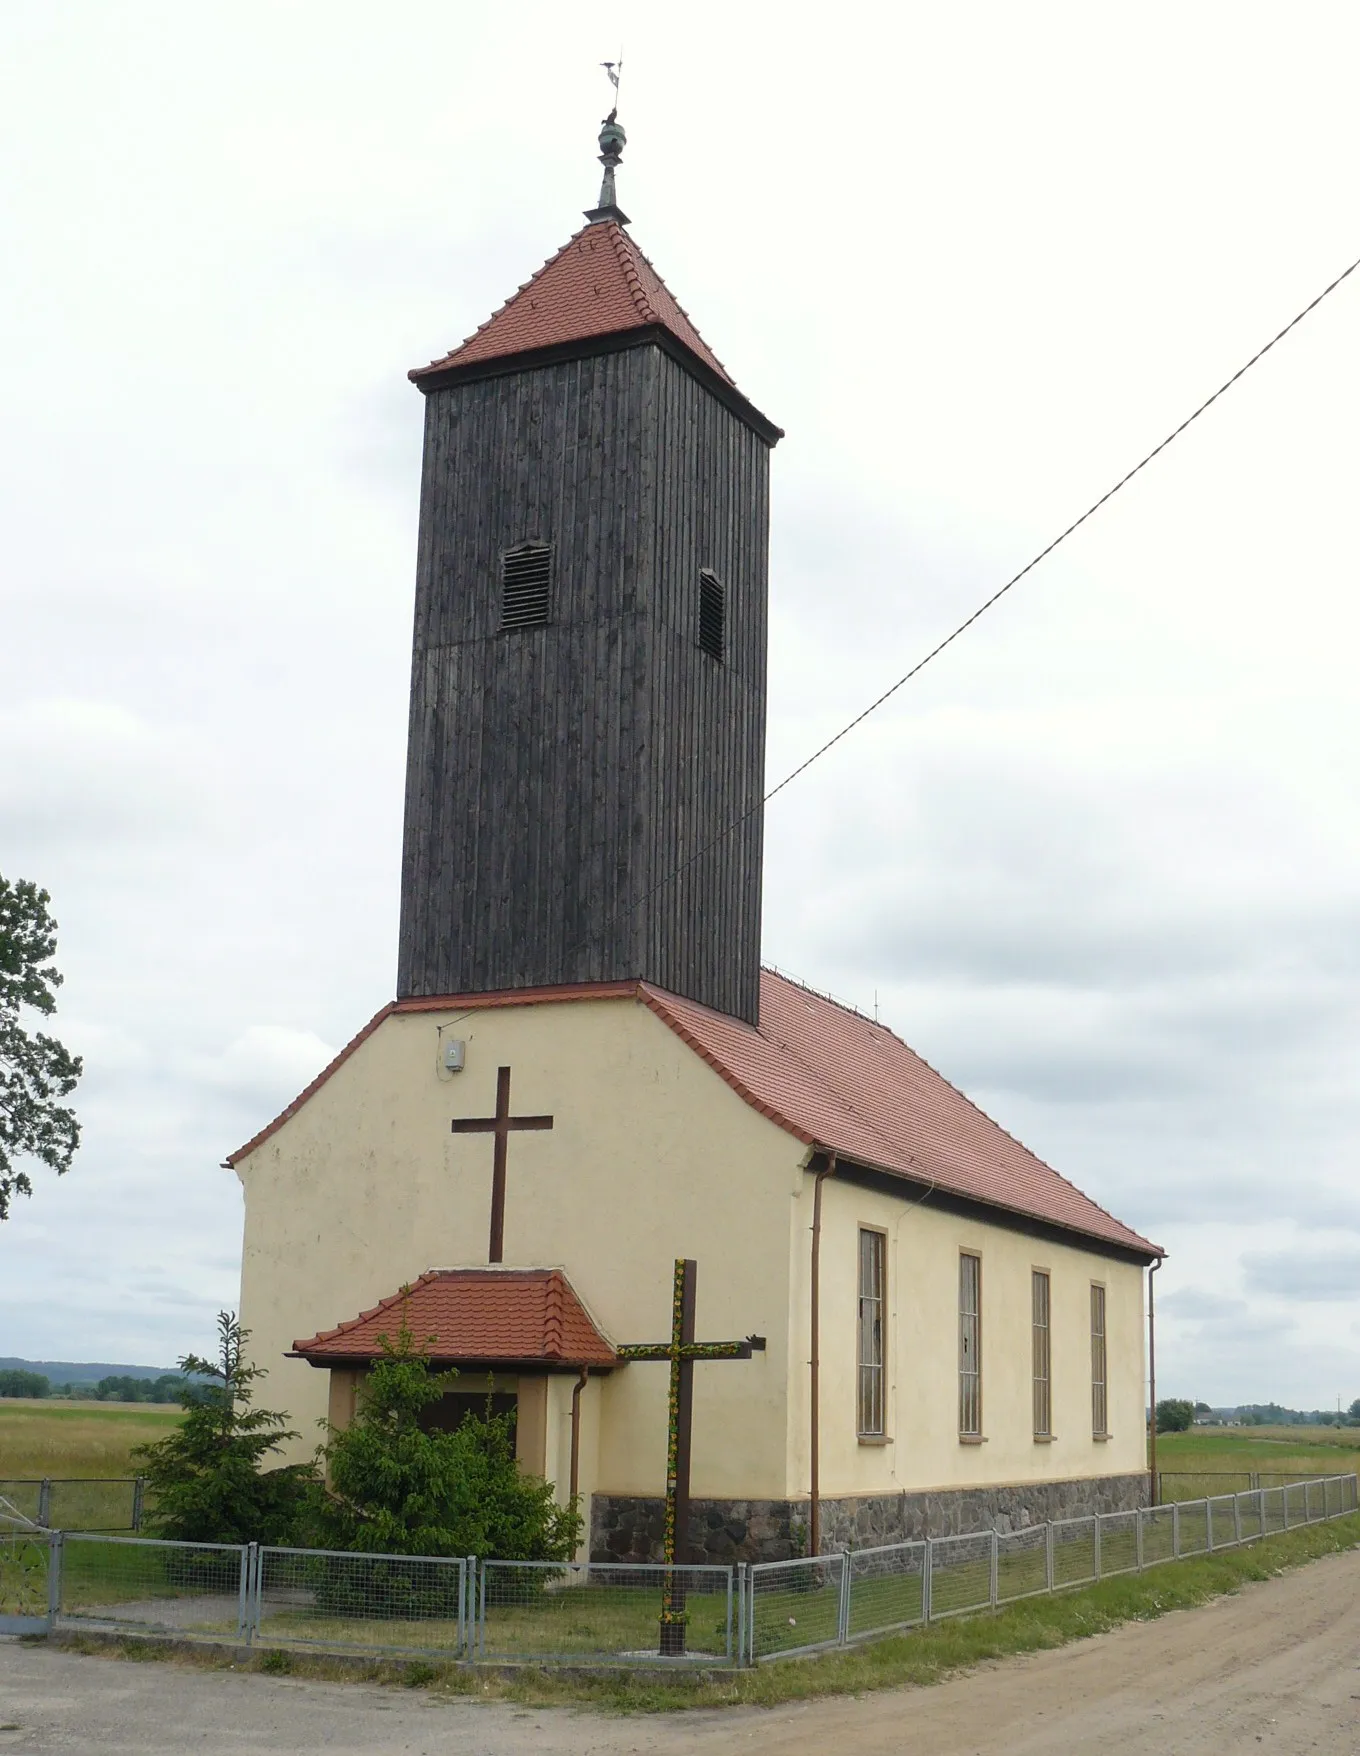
[501,542,552,628]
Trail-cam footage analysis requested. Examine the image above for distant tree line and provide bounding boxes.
[0,1369,199,1402]
[1156,1397,1360,1432]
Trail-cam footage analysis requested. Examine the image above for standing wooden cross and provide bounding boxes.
[450,1066,553,1263]
[618,1258,765,1655]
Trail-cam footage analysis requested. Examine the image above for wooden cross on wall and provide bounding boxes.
[450,1066,553,1263]
[618,1258,765,1655]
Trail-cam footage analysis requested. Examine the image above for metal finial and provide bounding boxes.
[585,61,630,225]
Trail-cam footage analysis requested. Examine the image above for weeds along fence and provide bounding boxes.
[0,1478,144,1532]
[3,1473,1354,1665]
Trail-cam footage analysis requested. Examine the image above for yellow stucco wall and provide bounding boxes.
[234,992,1150,1529]
[232,995,799,1508]
[796,1174,1147,1498]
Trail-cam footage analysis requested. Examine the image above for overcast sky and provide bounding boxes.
[2,2,1359,1407]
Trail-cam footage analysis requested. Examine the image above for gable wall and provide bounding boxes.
[233,994,802,1501]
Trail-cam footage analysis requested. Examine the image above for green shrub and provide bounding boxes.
[1156,1398,1195,1434]
[308,1321,581,1567]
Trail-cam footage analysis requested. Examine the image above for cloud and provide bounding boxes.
[1242,1247,1360,1304]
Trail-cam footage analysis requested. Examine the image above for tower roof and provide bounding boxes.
[410,220,736,389]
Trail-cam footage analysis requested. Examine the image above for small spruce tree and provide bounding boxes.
[132,1312,314,1544]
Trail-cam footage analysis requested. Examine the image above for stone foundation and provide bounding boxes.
[590,1473,1149,1565]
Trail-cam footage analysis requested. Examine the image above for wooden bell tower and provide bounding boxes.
[395,114,781,1024]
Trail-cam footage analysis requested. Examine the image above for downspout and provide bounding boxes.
[809,1153,836,1558]
[1147,1256,1163,1503]
[569,1366,589,1503]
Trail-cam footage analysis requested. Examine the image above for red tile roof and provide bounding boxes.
[291,1268,616,1368]
[637,973,1160,1259]
[229,973,1159,1260]
[410,221,734,387]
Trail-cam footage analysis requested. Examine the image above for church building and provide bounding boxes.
[229,115,1162,1563]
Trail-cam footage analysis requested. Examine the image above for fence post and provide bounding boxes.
[734,1564,746,1665]
[1233,1492,1242,1546]
[1045,1522,1055,1594]
[989,1529,999,1608]
[837,1551,851,1646]
[1283,1487,1290,1531]
[37,1479,51,1528]
[46,1530,63,1628]
[1172,1502,1180,1560]
[1205,1498,1214,1553]
[239,1544,257,1645]
[1093,1516,1102,1582]
[1135,1506,1144,1572]
[131,1477,145,1533]
[923,1539,933,1624]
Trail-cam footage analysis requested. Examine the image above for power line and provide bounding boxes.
[764,246,1360,806]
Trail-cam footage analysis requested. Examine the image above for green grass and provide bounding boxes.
[1157,1426,1360,1482]
[0,1398,181,1479]
[48,1513,1360,1711]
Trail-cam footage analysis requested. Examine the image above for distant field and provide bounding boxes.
[0,1398,182,1480]
[1157,1427,1360,1491]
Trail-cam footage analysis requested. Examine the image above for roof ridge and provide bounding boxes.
[883,1027,1156,1246]
[606,225,660,325]
[543,1270,566,1359]
[301,1272,436,1348]
[624,232,733,383]
[419,225,594,374]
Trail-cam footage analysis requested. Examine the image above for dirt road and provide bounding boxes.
[2,1548,1359,1754]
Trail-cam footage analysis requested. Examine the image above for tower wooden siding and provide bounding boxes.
[397,340,770,1023]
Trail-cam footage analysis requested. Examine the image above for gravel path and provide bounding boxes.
[2,1547,1359,1754]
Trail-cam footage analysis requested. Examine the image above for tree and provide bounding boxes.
[0,1369,49,1398]
[312,1323,581,1563]
[132,1312,313,1545]
[0,875,82,1218]
[1156,1398,1195,1433]
[1347,1399,1360,1427]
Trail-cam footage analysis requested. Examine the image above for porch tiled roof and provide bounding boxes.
[291,1268,616,1368]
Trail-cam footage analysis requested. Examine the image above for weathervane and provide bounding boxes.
[585,57,630,226]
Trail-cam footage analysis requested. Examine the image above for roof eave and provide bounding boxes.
[812,1147,1164,1265]
[287,1351,616,1373]
[409,325,783,447]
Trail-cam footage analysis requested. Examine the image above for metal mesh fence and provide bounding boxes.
[56,1535,248,1640]
[1205,1494,1236,1548]
[1052,1517,1096,1588]
[480,1560,734,1664]
[996,1524,1049,1602]
[256,1548,467,1657]
[0,1530,52,1625]
[748,1555,844,1659]
[0,1479,142,1532]
[847,1541,925,1640]
[928,1531,994,1620]
[9,1470,1354,1663]
[1142,1503,1177,1565]
[1098,1510,1140,1576]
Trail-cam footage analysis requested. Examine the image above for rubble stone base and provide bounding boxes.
[589,1472,1149,1564]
